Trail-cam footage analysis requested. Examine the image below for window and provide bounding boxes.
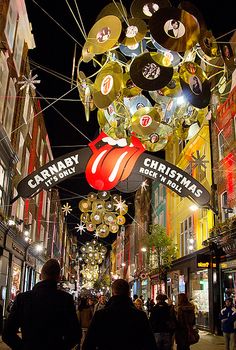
[221,191,228,221]
[159,184,164,202]
[39,139,44,164]
[159,211,164,226]
[0,160,8,211]
[16,133,25,173]
[218,130,224,160]
[4,3,17,51]
[23,148,30,178]
[3,78,16,137]
[154,188,159,207]
[180,216,193,256]
[36,127,41,155]
[13,28,24,74]
[28,104,34,137]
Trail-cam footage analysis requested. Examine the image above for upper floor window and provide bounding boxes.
[3,78,16,138]
[0,160,8,213]
[180,216,193,257]
[4,2,17,51]
[221,191,228,222]
[218,130,224,160]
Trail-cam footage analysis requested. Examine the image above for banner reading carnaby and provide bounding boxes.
[17,132,210,206]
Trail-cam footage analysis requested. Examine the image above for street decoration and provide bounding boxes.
[62,202,72,216]
[78,191,127,238]
[16,132,210,206]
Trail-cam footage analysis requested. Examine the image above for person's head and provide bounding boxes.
[41,258,61,282]
[99,295,106,304]
[112,279,130,297]
[156,294,167,304]
[178,293,189,306]
[225,297,233,307]
[134,298,143,310]
[87,297,94,306]
[133,294,138,301]
[171,19,179,29]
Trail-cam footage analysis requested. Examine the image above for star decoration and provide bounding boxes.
[62,202,72,216]
[94,232,100,238]
[17,71,41,93]
[75,222,86,235]
[141,180,149,191]
[114,197,127,212]
[190,150,209,171]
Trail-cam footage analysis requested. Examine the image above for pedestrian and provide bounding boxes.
[134,297,144,311]
[6,289,21,314]
[175,293,196,350]
[77,297,94,346]
[82,278,158,350]
[2,258,81,350]
[149,294,176,350]
[94,294,107,313]
[133,294,138,302]
[219,297,236,350]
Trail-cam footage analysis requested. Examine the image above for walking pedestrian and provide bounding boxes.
[175,293,195,350]
[94,294,107,313]
[219,297,236,350]
[2,258,81,350]
[134,297,144,311]
[149,294,176,350]
[82,279,158,350]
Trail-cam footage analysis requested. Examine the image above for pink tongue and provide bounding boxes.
[85,143,143,190]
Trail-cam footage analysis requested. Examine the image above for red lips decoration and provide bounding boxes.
[85,132,145,190]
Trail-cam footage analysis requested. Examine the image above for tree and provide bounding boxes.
[142,224,177,283]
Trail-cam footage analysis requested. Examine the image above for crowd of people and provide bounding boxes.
[1,258,236,350]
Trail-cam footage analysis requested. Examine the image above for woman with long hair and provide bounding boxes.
[175,293,195,350]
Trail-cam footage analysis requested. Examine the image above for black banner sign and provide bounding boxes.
[17,148,91,198]
[17,142,210,207]
[132,154,210,206]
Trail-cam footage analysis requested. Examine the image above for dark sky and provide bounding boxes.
[25,0,235,242]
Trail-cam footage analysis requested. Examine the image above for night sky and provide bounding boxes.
[25,0,235,243]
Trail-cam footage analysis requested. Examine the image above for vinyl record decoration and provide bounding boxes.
[179,61,211,109]
[78,191,128,238]
[149,7,200,52]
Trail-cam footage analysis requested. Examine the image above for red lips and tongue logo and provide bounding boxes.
[85,132,145,190]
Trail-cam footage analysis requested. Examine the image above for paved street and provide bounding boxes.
[0,331,225,349]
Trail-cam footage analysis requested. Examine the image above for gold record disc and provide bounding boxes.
[80,213,90,223]
[159,71,182,98]
[116,215,126,225]
[92,200,105,212]
[90,211,103,225]
[149,7,200,52]
[199,30,220,58]
[122,18,147,47]
[109,223,119,233]
[130,52,173,91]
[104,212,117,225]
[93,61,123,109]
[98,191,110,200]
[96,224,109,238]
[79,199,92,212]
[105,201,114,211]
[96,2,128,22]
[142,122,172,152]
[179,61,211,108]
[122,72,142,97]
[86,222,96,232]
[220,43,235,71]
[178,1,207,32]
[85,15,122,55]
[87,192,98,201]
[131,107,161,137]
[82,42,95,63]
[130,0,171,20]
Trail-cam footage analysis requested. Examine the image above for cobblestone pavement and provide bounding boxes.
[0,331,225,349]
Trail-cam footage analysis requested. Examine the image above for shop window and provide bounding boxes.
[190,270,209,329]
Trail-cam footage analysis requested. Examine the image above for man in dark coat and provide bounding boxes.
[82,279,157,350]
[2,258,81,350]
[149,294,176,350]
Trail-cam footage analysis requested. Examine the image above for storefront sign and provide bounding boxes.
[16,132,210,206]
[197,254,216,268]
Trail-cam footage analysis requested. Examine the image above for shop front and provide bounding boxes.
[150,274,165,301]
[220,259,236,302]
[170,247,212,332]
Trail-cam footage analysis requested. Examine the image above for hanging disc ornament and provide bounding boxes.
[96,224,110,238]
[79,199,92,212]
